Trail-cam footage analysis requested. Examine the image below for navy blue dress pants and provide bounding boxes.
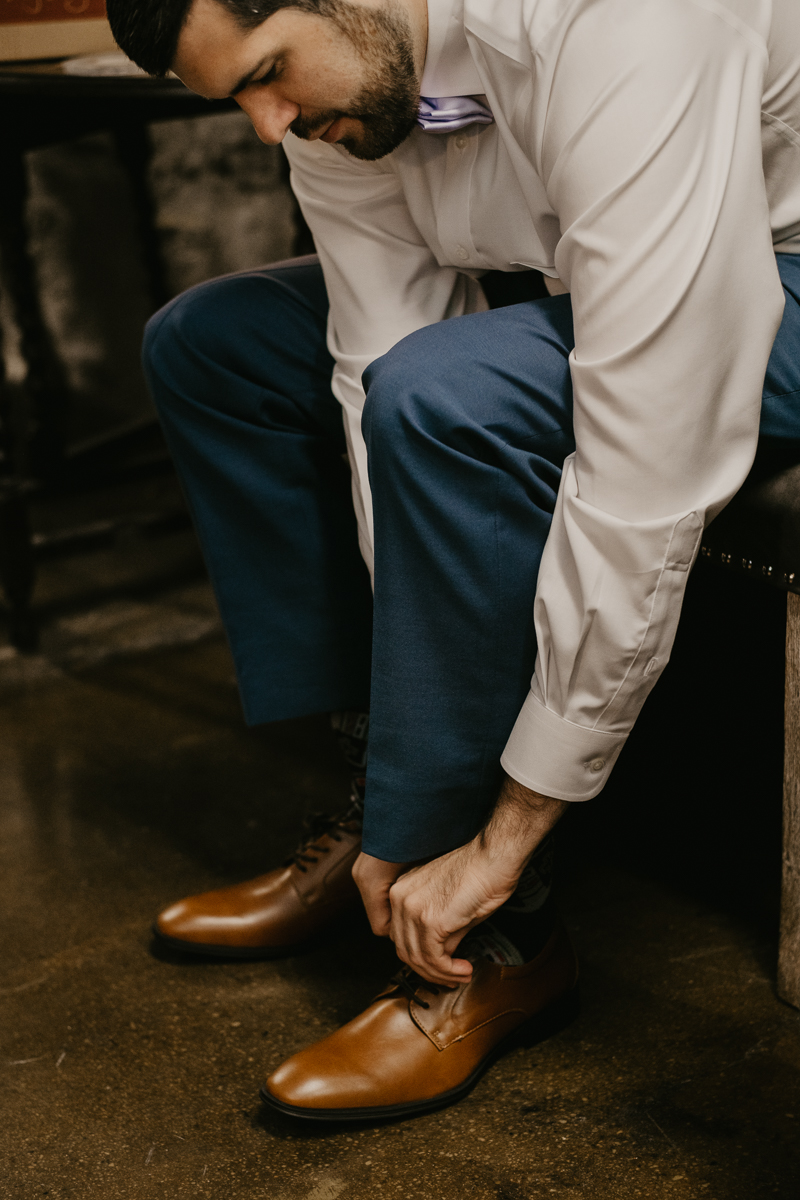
[143,254,800,862]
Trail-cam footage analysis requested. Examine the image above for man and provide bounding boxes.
[107,0,800,1120]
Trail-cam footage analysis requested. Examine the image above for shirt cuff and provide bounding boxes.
[500,691,627,801]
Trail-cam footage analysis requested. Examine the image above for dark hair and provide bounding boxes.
[106,0,322,77]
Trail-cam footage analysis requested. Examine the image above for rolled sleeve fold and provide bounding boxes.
[501,691,626,801]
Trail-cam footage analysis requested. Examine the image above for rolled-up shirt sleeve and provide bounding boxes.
[501,0,786,798]
[283,133,485,576]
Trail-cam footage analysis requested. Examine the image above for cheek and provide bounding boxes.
[293,51,364,105]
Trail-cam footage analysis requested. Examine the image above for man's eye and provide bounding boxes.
[255,64,278,86]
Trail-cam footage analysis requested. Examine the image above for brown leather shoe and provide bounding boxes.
[153,814,362,958]
[261,921,579,1120]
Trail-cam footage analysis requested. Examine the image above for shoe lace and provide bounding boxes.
[390,967,441,1010]
[284,811,355,873]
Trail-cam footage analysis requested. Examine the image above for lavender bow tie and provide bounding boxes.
[417,95,493,134]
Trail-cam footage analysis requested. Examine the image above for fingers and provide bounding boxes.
[362,886,392,937]
[393,921,472,986]
[358,840,519,987]
[402,933,474,987]
[386,844,517,986]
[389,884,477,986]
[352,852,407,938]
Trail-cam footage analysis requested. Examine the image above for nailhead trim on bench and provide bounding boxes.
[700,543,799,591]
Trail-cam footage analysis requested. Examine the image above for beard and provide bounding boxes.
[289,0,419,161]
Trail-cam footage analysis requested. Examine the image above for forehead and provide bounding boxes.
[174,0,289,99]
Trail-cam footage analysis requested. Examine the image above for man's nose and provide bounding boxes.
[235,90,299,145]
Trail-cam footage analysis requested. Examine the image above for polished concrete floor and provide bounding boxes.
[1,524,799,1200]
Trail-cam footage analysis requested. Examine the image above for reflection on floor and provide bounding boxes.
[1,549,798,1199]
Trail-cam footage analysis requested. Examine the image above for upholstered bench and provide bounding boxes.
[700,441,800,1008]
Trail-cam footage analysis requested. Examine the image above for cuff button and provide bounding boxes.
[588,757,606,772]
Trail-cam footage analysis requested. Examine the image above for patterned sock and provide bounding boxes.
[330,710,369,823]
[460,833,557,966]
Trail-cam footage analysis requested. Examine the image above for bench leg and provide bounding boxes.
[778,590,800,1007]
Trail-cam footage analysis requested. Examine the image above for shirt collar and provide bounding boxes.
[420,0,484,97]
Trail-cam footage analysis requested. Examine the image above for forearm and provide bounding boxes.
[479,775,568,873]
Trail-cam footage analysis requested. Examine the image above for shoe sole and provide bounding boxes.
[259,982,580,1123]
[151,924,315,960]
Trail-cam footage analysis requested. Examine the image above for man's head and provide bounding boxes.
[107,0,425,160]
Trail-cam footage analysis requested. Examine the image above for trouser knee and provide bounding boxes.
[364,303,577,479]
[363,330,452,463]
[141,277,238,417]
[143,267,336,439]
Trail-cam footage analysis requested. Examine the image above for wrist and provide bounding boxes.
[476,774,567,870]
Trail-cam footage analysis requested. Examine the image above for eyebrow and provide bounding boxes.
[229,54,271,96]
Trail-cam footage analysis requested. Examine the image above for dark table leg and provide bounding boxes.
[0,307,35,650]
[0,485,36,651]
[0,142,70,478]
[0,142,73,650]
[112,119,170,312]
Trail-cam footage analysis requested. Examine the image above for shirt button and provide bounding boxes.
[456,245,469,260]
[588,757,605,772]
[455,133,467,149]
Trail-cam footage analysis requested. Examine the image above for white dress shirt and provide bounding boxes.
[283,0,800,803]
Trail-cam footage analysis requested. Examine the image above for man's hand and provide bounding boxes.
[352,776,568,987]
[352,852,410,937]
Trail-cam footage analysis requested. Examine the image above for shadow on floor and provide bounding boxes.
[1,558,798,1200]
